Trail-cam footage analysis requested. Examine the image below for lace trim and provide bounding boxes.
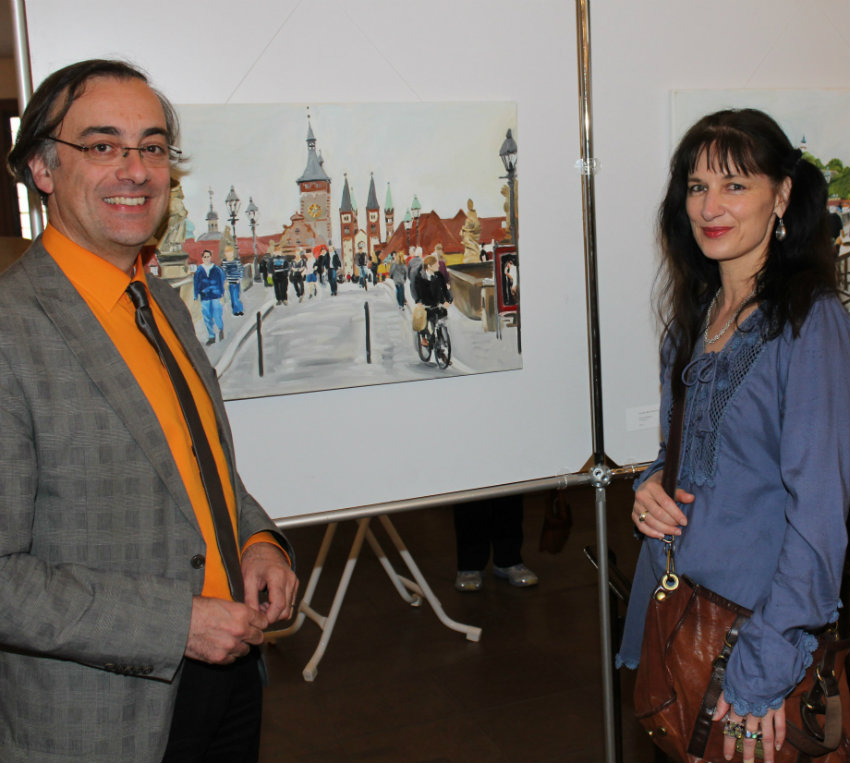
[679,316,767,487]
[615,654,637,670]
[722,631,819,717]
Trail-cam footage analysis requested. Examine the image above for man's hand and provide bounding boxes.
[185,596,269,664]
[242,542,299,624]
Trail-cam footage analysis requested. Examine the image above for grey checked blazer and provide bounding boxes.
[0,238,292,763]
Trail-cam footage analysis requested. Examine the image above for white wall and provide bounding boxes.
[18,0,849,521]
[591,1,849,465]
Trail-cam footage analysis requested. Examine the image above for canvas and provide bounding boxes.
[152,102,523,400]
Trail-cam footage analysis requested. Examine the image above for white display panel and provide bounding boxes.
[20,0,848,520]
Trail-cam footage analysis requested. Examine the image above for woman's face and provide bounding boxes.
[685,150,790,271]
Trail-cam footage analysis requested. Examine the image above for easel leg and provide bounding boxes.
[266,513,482,682]
[365,525,422,606]
[378,515,481,642]
[299,517,370,681]
[266,521,339,642]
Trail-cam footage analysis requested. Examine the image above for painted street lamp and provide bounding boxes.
[499,129,520,354]
[245,196,260,282]
[499,129,518,245]
[411,194,422,249]
[224,185,241,261]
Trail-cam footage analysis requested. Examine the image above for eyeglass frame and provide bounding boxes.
[46,136,183,166]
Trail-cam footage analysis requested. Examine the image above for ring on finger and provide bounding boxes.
[723,720,744,739]
[743,729,762,741]
[638,511,648,523]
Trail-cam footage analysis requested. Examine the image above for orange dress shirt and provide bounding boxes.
[44,225,278,599]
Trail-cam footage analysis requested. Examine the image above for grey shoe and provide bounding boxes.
[493,563,538,588]
[455,570,483,592]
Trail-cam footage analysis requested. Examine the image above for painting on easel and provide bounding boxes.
[149,102,522,400]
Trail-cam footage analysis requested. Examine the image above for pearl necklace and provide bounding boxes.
[703,287,757,346]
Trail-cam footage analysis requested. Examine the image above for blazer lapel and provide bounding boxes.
[21,242,201,531]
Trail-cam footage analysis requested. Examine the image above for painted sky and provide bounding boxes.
[673,89,849,164]
[175,101,517,245]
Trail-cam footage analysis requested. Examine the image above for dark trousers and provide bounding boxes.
[453,494,524,571]
[161,650,262,763]
[272,272,288,303]
[328,268,338,294]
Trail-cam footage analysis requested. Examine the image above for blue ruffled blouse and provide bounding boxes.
[617,296,850,717]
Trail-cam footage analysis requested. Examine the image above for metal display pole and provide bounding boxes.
[575,1,617,761]
[9,0,43,237]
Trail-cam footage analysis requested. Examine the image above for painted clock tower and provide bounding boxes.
[297,116,332,245]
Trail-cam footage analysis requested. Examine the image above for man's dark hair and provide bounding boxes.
[7,59,180,197]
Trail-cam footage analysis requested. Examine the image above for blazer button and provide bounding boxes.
[190,554,205,569]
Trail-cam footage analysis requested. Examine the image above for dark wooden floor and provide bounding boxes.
[258,479,658,762]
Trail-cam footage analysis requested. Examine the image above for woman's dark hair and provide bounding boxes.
[7,59,180,199]
[657,108,836,392]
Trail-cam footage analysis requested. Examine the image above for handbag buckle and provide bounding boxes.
[658,536,680,594]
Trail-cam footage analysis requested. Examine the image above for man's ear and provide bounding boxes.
[28,155,54,197]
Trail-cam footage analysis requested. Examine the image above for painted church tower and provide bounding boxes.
[366,173,381,258]
[297,115,332,245]
[384,182,395,242]
[198,187,222,241]
[339,174,357,277]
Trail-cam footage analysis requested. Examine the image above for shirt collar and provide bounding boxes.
[43,224,147,312]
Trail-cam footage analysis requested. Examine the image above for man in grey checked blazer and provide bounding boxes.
[1,59,298,762]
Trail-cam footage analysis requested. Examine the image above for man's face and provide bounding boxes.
[29,76,172,271]
[202,252,212,265]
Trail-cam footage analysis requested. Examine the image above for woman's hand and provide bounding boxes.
[714,692,785,763]
[631,470,692,537]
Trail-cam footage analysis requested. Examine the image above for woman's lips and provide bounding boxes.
[702,226,732,239]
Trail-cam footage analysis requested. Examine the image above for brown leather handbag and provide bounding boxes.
[632,394,850,763]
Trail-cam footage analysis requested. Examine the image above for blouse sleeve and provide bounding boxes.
[635,335,677,490]
[724,297,850,716]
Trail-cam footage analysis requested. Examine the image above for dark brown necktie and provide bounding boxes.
[126,280,244,601]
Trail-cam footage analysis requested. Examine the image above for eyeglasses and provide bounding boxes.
[47,136,182,167]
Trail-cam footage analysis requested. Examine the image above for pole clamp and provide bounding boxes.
[575,157,600,176]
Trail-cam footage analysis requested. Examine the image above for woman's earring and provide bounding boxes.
[775,217,787,242]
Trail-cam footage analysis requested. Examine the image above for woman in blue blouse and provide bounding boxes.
[618,109,850,762]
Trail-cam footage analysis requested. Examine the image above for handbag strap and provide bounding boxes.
[785,634,847,756]
[687,614,748,758]
[661,386,685,499]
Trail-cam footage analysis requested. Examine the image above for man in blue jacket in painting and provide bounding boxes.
[194,249,226,345]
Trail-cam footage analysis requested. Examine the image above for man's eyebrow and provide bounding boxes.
[78,126,168,140]
[79,125,120,138]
